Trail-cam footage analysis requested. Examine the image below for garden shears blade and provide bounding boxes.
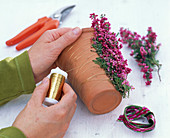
[6,5,75,51]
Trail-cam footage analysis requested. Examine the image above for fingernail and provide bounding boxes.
[42,77,48,84]
[72,27,80,35]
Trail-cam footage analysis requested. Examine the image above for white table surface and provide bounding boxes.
[0,0,170,138]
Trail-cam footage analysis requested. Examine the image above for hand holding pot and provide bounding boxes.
[13,77,77,138]
[28,27,82,83]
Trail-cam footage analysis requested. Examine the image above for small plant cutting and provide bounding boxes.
[90,13,133,97]
[120,27,161,85]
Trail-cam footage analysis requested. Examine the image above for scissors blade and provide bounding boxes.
[50,5,75,24]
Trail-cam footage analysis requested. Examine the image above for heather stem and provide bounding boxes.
[156,64,161,82]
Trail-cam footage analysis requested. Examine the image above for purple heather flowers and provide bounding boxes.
[120,27,161,85]
[90,13,133,97]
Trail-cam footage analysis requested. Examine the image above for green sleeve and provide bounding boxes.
[0,127,26,138]
[0,51,36,105]
[0,51,36,137]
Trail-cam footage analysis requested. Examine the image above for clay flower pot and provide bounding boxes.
[57,28,122,114]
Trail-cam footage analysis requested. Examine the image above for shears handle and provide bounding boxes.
[16,19,59,51]
[6,16,51,46]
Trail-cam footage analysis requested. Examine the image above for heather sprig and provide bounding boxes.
[120,27,161,85]
[90,13,133,97]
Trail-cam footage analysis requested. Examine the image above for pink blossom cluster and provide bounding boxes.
[120,27,161,85]
[90,13,133,96]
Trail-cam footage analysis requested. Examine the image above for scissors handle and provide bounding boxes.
[6,16,51,46]
[16,19,59,51]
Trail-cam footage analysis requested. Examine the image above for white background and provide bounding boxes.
[0,0,170,138]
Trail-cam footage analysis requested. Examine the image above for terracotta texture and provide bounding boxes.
[57,28,122,114]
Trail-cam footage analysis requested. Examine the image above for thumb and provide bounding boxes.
[51,27,82,53]
[30,77,49,106]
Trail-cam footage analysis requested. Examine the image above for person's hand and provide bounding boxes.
[28,27,82,83]
[12,77,77,138]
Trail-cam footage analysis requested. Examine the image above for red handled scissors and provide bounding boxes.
[6,5,75,51]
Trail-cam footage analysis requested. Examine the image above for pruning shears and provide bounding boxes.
[6,5,75,51]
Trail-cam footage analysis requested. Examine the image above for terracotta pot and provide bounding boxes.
[57,28,122,114]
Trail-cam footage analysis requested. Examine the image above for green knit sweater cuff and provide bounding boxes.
[0,126,26,138]
[14,51,36,94]
[0,51,36,105]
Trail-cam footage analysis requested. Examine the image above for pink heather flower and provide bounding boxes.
[144,66,149,69]
[139,59,143,62]
[122,80,126,85]
[130,50,134,56]
[149,68,153,72]
[140,68,144,72]
[126,68,132,74]
[141,67,148,73]
[118,38,121,42]
[148,43,151,48]
[90,13,98,19]
[149,73,152,79]
[119,44,123,49]
[98,37,104,41]
[142,63,146,66]
[142,36,146,40]
[140,47,147,56]
[147,27,152,32]
[126,81,130,86]
[138,63,143,66]
[146,81,152,85]
[107,62,110,66]
[143,68,148,73]
[143,74,147,79]
[148,49,151,54]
